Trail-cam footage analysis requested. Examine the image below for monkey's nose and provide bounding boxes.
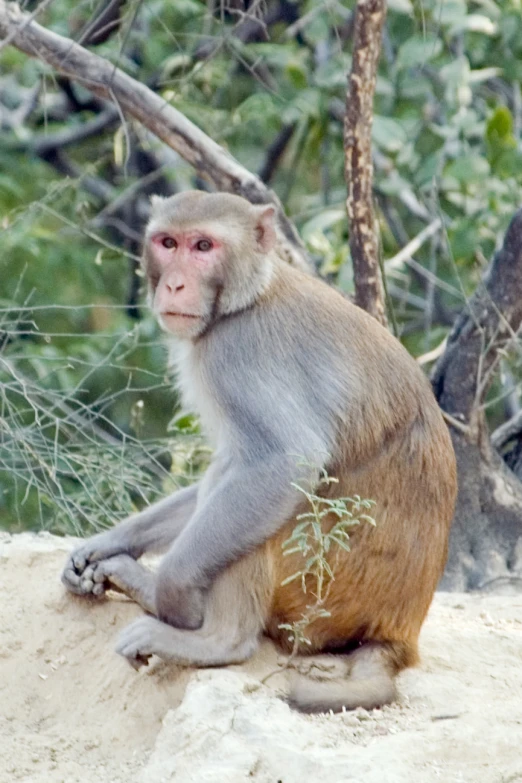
[166,282,185,293]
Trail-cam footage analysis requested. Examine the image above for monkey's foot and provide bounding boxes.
[62,553,135,597]
[116,616,175,670]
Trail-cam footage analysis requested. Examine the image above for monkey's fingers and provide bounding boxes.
[115,617,159,670]
[70,539,116,572]
[90,555,135,595]
[72,550,90,572]
[129,653,151,671]
[61,565,92,595]
[61,559,106,597]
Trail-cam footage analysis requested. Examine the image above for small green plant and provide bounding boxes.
[278,468,376,659]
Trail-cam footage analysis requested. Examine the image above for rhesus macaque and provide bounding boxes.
[62,191,457,713]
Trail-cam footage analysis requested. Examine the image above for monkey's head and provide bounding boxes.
[143,191,277,339]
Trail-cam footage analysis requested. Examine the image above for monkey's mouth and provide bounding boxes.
[162,312,201,320]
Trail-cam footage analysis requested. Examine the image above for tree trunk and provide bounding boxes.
[433,210,522,590]
[344,0,387,327]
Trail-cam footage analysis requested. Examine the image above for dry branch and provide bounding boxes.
[491,410,522,451]
[385,218,442,271]
[0,0,309,271]
[344,0,387,325]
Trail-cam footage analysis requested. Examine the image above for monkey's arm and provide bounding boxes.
[154,454,318,629]
[62,483,199,595]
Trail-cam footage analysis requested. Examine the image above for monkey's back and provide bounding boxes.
[263,265,457,660]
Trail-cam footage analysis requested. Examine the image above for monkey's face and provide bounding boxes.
[143,192,277,340]
[145,226,227,339]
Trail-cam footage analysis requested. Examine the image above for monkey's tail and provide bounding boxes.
[287,641,415,714]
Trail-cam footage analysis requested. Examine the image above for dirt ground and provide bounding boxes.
[1,532,522,783]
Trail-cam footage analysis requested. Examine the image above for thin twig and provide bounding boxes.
[417,338,447,366]
[385,218,442,271]
[491,410,522,450]
[441,410,471,436]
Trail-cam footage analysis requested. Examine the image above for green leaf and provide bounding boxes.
[437,0,467,25]
[301,209,346,240]
[387,0,413,14]
[372,116,408,153]
[396,36,443,70]
[314,56,351,89]
[486,106,514,144]
[167,413,200,434]
[170,0,204,17]
[286,61,308,90]
[445,155,490,183]
[449,218,480,261]
[234,94,279,125]
[449,14,497,36]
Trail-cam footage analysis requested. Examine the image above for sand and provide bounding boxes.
[1,532,521,783]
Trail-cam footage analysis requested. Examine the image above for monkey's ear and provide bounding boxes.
[254,206,277,254]
[150,195,165,210]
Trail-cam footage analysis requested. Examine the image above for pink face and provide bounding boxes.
[147,229,225,338]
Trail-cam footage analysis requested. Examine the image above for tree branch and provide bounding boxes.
[491,410,522,451]
[22,106,119,155]
[344,0,387,326]
[75,0,126,47]
[258,122,296,184]
[0,0,310,272]
[385,218,442,271]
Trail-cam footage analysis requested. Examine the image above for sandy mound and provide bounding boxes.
[1,533,521,783]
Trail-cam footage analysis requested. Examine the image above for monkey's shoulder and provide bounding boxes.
[258,268,408,361]
[262,268,439,410]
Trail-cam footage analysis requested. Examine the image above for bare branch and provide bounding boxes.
[385,218,442,271]
[417,337,447,367]
[76,0,126,47]
[24,107,119,155]
[344,0,387,326]
[491,410,522,451]
[0,0,310,272]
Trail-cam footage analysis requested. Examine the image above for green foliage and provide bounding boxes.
[0,177,203,532]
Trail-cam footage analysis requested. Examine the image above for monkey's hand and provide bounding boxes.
[61,532,133,596]
[115,616,178,670]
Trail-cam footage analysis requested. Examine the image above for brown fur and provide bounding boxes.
[250,268,456,710]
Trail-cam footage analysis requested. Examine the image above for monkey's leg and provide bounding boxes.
[75,554,158,613]
[115,552,270,669]
[287,641,415,713]
[62,484,199,596]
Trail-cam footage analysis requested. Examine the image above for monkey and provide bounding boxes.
[61,190,457,713]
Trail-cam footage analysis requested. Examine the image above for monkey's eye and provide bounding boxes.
[161,237,177,249]
[196,239,212,252]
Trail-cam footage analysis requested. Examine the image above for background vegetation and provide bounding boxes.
[2,0,522,582]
